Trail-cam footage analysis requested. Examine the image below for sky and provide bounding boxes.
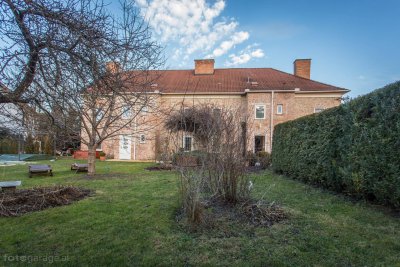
[120,0,399,97]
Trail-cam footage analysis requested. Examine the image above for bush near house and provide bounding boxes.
[272,81,400,208]
[0,138,18,154]
[257,151,271,169]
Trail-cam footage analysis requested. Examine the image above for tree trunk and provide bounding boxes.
[87,144,96,176]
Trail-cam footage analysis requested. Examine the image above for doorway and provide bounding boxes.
[119,135,131,160]
[254,135,265,153]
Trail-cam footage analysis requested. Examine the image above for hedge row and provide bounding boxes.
[272,81,400,207]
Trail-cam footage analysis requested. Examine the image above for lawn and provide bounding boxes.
[0,158,399,266]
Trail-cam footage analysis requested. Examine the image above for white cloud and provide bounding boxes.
[251,48,264,58]
[225,45,265,66]
[208,31,249,57]
[136,0,255,65]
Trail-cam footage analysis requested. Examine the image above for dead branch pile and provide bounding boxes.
[0,186,91,217]
[240,201,287,227]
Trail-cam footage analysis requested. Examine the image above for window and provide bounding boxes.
[183,136,192,152]
[277,104,283,114]
[96,109,104,122]
[122,105,131,119]
[140,134,146,143]
[314,107,325,113]
[141,106,148,115]
[255,105,265,119]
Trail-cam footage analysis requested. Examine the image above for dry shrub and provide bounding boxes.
[0,186,91,217]
[178,166,205,224]
[167,105,252,224]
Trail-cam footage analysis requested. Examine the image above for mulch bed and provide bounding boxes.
[177,197,287,234]
[204,197,287,227]
[0,186,92,217]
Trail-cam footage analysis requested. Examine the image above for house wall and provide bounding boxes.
[87,91,343,160]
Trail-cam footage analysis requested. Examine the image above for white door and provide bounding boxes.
[119,135,131,160]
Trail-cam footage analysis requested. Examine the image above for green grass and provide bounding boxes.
[0,158,399,266]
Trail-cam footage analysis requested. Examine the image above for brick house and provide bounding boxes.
[91,59,348,160]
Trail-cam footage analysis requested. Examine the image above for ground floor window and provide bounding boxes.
[277,104,283,114]
[254,135,265,153]
[183,136,192,152]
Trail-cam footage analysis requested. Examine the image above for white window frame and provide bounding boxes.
[314,107,325,113]
[139,134,146,144]
[255,104,266,119]
[183,136,193,152]
[277,104,283,115]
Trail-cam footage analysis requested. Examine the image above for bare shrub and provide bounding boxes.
[178,165,206,224]
[167,105,252,223]
[256,151,272,169]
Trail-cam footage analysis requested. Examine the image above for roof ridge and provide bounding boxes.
[268,68,349,91]
[122,67,350,93]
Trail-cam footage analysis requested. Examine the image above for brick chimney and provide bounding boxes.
[106,61,120,74]
[194,59,215,75]
[294,59,311,79]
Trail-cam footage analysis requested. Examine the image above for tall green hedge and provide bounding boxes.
[272,81,400,207]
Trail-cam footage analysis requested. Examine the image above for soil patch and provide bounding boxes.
[0,186,92,217]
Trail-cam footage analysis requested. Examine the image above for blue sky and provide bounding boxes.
[130,0,400,97]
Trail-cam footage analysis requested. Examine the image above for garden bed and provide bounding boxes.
[0,186,91,217]
[176,197,287,235]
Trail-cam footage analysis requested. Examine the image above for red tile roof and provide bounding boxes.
[130,68,348,94]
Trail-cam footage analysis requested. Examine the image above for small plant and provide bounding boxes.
[99,151,106,161]
[256,151,271,169]
[246,151,257,166]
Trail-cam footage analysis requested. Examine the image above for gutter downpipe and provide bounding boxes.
[133,112,137,160]
[270,91,275,153]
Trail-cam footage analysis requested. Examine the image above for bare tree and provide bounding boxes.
[0,0,164,175]
[1,0,105,103]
